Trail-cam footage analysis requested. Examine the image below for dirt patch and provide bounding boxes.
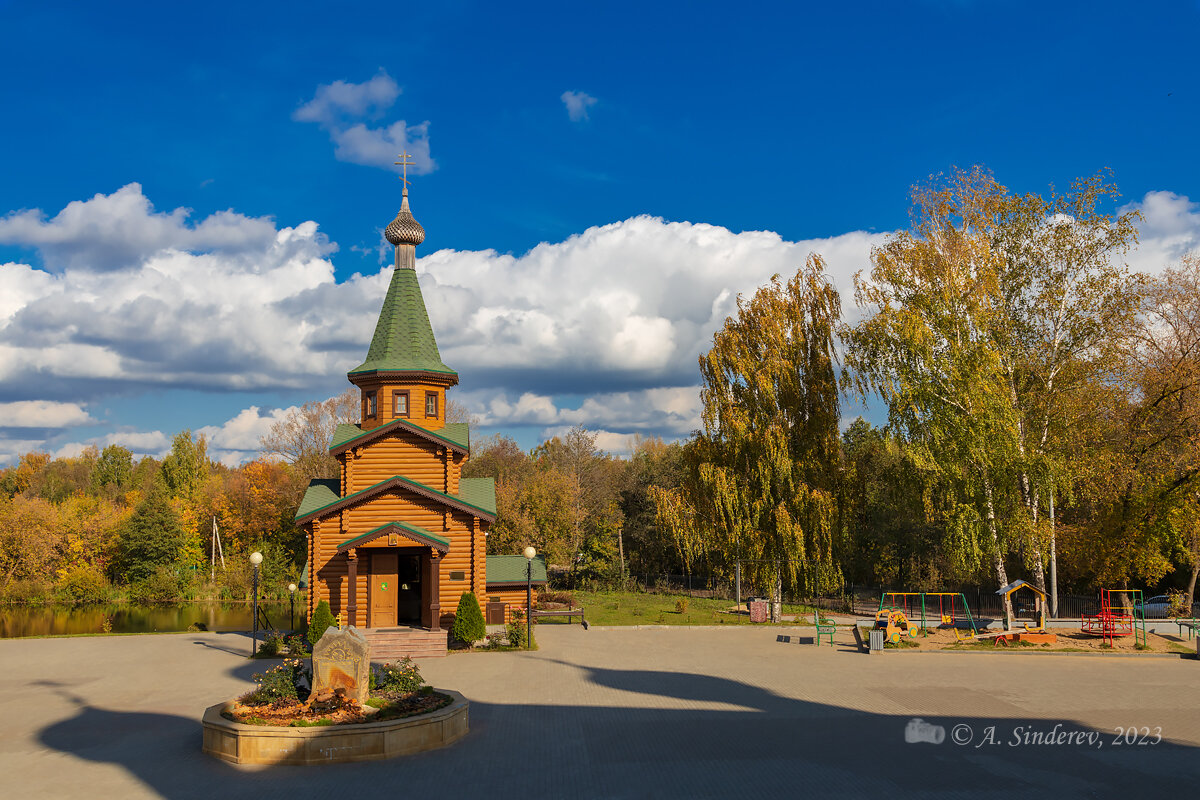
[889,626,1192,654]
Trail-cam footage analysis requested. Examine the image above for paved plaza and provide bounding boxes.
[1,625,1198,799]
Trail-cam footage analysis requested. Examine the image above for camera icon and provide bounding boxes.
[904,717,946,744]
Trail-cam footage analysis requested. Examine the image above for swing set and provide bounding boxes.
[876,591,979,640]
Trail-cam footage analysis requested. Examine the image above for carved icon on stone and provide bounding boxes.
[311,626,371,704]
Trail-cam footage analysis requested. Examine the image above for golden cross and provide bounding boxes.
[394,151,416,191]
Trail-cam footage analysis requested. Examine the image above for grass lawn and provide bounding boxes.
[540,589,826,627]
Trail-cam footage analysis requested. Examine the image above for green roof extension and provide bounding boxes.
[296,479,341,520]
[456,477,496,516]
[349,266,457,378]
[486,554,547,585]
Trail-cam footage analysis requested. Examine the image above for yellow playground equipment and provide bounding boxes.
[874,608,919,644]
[876,592,979,640]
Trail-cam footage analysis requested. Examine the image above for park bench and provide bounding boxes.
[814,609,836,646]
[1175,616,1197,640]
[533,607,589,630]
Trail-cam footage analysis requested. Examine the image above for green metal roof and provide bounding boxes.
[486,554,547,584]
[349,266,457,377]
[295,479,341,520]
[330,423,361,450]
[440,422,470,451]
[339,520,450,552]
[455,477,496,516]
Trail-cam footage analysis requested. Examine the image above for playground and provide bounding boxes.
[867,583,1197,655]
[879,626,1188,653]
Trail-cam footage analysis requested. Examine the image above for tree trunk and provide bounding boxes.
[617,524,626,585]
[1049,487,1058,618]
[1023,472,1047,593]
[1186,561,1199,615]
[983,476,1014,628]
[771,560,782,623]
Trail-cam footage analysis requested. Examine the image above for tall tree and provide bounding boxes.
[658,255,844,618]
[111,491,187,584]
[90,445,134,500]
[848,168,1021,618]
[990,172,1142,612]
[260,389,358,485]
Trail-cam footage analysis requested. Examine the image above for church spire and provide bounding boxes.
[349,156,457,401]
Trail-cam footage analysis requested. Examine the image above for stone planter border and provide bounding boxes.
[202,689,468,765]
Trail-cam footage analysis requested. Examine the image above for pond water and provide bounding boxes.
[0,601,297,638]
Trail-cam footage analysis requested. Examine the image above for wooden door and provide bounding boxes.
[371,552,398,628]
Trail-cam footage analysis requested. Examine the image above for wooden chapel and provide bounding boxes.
[294,161,545,657]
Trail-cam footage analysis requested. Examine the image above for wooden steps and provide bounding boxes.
[361,627,448,659]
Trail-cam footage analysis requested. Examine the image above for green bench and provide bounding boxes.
[1175,616,1197,640]
[814,609,836,646]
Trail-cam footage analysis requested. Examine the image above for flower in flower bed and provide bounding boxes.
[371,657,425,697]
[241,658,308,707]
[283,633,311,657]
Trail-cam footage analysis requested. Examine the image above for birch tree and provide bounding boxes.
[847,168,1021,618]
[657,255,844,619]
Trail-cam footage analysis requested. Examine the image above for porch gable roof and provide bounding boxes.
[337,521,450,554]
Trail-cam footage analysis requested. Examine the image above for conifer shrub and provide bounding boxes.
[452,591,487,646]
[308,599,336,646]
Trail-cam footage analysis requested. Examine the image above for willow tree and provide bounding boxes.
[657,255,843,619]
[847,168,1022,617]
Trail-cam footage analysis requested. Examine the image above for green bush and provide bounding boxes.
[538,590,575,606]
[452,592,487,646]
[506,608,536,649]
[675,598,689,614]
[257,630,285,657]
[308,599,336,645]
[2,579,54,604]
[58,563,110,605]
[374,657,425,695]
[130,565,183,603]
[242,659,305,706]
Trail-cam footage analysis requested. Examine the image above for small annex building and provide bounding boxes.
[294,167,545,655]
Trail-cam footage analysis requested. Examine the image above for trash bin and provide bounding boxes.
[749,600,769,623]
[869,629,884,653]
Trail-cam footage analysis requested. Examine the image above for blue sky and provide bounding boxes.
[2,1,1199,464]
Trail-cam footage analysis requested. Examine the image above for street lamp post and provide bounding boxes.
[288,583,297,631]
[523,546,536,650]
[249,551,263,656]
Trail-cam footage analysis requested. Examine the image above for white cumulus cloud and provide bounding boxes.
[0,400,93,428]
[294,71,434,174]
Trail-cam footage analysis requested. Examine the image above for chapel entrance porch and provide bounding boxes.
[340,541,443,634]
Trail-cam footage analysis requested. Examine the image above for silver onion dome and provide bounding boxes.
[384,191,425,247]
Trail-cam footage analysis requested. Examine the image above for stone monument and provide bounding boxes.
[311,626,371,704]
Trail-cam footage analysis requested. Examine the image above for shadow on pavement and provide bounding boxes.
[37,662,1200,799]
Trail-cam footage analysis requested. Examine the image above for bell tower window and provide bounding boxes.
[425,392,439,419]
[393,390,409,418]
[364,391,377,419]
